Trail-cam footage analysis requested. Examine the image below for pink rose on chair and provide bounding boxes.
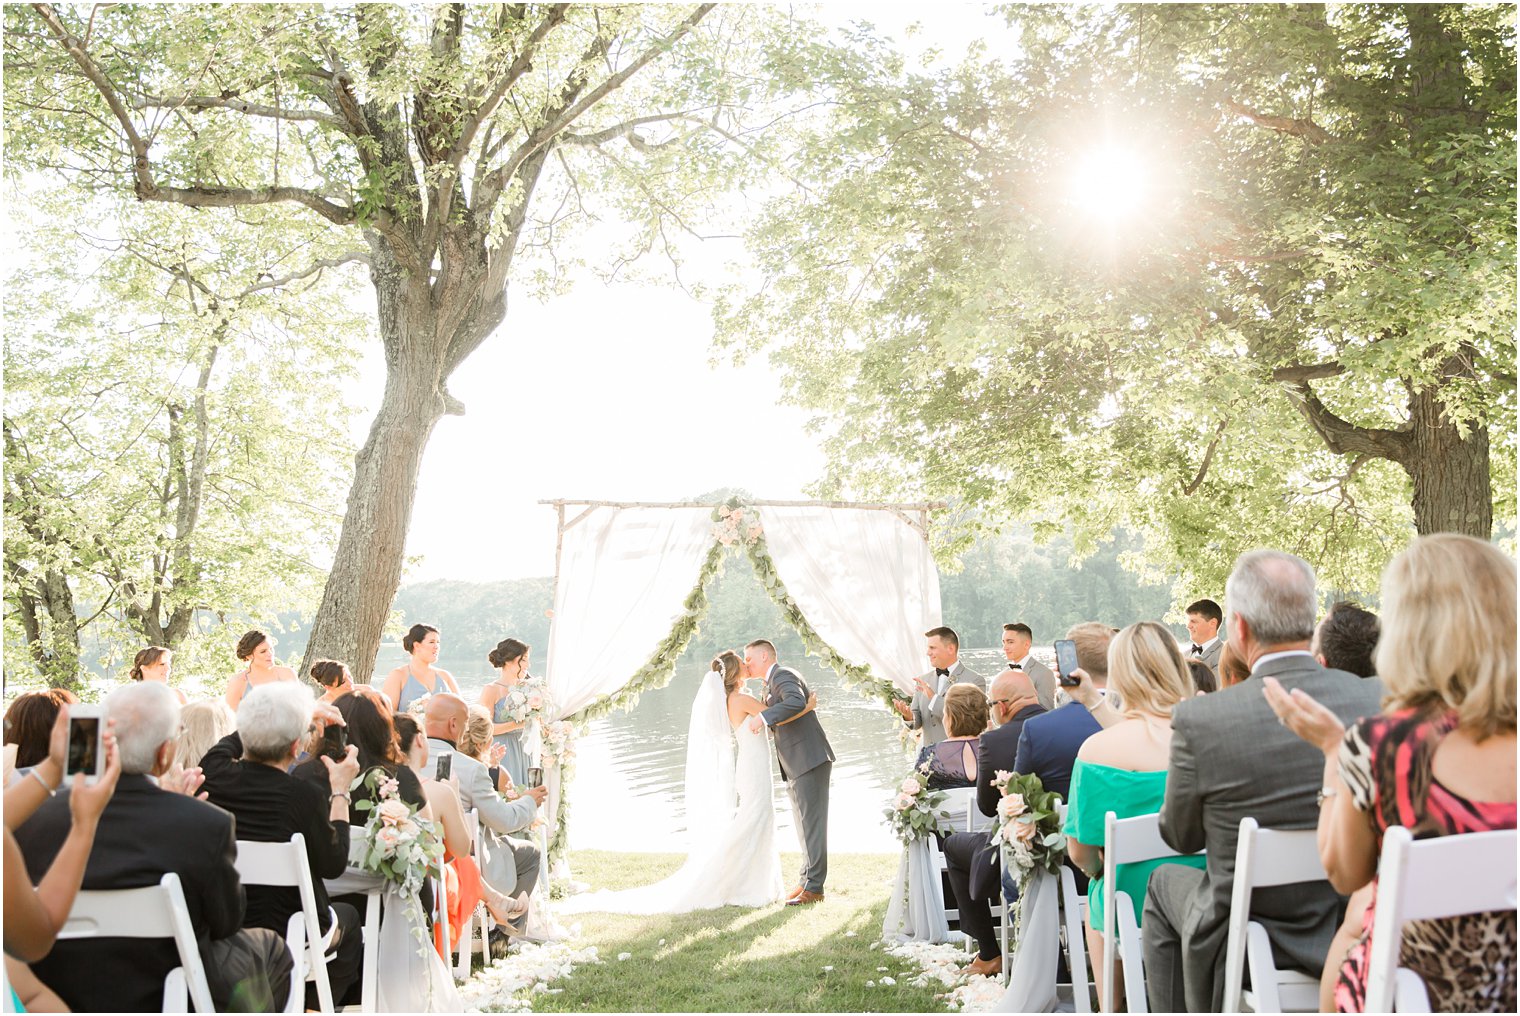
[900,776,923,795]
[1013,818,1039,844]
[997,793,1027,821]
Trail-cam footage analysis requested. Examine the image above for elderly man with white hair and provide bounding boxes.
[200,682,364,1010]
[1141,550,1384,1014]
[14,681,294,1013]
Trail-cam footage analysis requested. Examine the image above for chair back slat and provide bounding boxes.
[60,873,216,1013]
[235,833,335,1012]
[1364,826,1518,1013]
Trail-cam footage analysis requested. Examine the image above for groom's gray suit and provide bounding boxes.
[760,661,835,894]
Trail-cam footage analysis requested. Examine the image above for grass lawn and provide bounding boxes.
[525,849,955,1012]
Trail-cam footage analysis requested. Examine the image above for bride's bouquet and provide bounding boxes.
[882,759,952,843]
[987,770,1066,938]
[352,768,446,954]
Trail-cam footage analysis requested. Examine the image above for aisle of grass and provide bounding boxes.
[522,850,951,1012]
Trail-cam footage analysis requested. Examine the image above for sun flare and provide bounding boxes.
[1068,146,1150,222]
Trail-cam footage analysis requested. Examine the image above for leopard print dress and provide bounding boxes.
[1335,708,1517,1013]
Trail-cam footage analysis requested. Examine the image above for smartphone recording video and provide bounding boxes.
[1054,639,1082,687]
[435,752,453,782]
[66,708,104,783]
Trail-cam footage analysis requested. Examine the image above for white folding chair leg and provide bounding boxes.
[1113,890,1148,1014]
[359,888,381,1013]
[1059,865,1092,1014]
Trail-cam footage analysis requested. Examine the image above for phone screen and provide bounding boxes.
[1054,639,1081,687]
[329,723,347,752]
[526,766,544,789]
[66,716,99,776]
[435,752,452,781]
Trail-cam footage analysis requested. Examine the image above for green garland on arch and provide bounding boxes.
[546,497,910,863]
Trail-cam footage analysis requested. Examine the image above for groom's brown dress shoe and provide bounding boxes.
[785,884,806,901]
[786,889,824,906]
[963,955,1002,978]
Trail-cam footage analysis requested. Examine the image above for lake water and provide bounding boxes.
[455,648,1016,855]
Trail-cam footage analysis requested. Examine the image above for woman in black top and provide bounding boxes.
[296,687,428,821]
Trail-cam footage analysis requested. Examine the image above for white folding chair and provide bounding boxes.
[1364,826,1517,1013]
[357,884,382,1012]
[235,834,338,1013]
[1101,810,1202,1013]
[453,809,491,979]
[1058,859,1094,1013]
[1222,818,1323,1014]
[58,872,216,1013]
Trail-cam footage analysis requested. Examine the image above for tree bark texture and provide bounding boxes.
[1401,375,1492,539]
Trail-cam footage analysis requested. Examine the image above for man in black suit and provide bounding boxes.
[1143,551,1384,1014]
[940,668,1046,978]
[14,682,292,1013]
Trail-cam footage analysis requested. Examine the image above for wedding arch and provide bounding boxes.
[533,495,946,859]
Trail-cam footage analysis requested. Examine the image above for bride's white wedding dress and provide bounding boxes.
[560,674,784,914]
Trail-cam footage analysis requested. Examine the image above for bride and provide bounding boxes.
[561,650,812,913]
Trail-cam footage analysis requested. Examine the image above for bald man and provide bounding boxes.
[942,667,1048,977]
[423,693,543,935]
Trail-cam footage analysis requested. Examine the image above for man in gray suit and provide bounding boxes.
[891,626,986,745]
[423,694,542,929]
[745,639,834,905]
[1000,621,1056,711]
[1143,552,1383,1014]
[1185,597,1226,672]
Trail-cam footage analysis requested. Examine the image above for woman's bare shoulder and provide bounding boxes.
[1076,721,1147,767]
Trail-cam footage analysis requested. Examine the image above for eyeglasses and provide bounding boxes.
[989,699,1015,708]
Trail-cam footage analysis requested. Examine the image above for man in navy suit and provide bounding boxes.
[941,668,1046,977]
[1012,621,1115,801]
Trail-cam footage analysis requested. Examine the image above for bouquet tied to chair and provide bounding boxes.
[987,770,1066,940]
[351,768,446,959]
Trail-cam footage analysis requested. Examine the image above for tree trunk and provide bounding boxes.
[1400,377,1492,538]
[300,250,453,683]
[13,566,82,692]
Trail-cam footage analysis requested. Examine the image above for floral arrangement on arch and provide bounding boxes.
[988,770,1067,938]
[883,759,952,843]
[351,767,446,955]
[712,504,763,547]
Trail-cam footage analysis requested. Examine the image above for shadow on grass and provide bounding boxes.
[524,851,952,1013]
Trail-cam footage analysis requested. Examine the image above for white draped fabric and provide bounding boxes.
[758,505,941,694]
[544,506,716,720]
[996,866,1060,1013]
[882,787,974,944]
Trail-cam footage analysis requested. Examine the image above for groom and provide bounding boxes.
[744,638,835,905]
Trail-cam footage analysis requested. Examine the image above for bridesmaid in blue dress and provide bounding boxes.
[477,637,533,786]
[379,623,460,712]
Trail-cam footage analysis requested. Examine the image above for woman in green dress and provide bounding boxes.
[1061,621,1207,1011]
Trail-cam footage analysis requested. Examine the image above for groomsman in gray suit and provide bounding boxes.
[1000,622,1056,711]
[745,639,835,905]
[1143,552,1383,1014]
[1185,597,1226,672]
[892,626,986,745]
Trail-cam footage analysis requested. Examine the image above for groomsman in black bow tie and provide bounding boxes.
[1000,622,1055,711]
[892,626,985,745]
[1185,598,1225,672]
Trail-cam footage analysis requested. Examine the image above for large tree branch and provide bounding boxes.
[129,91,348,131]
[1272,361,1346,383]
[1280,377,1411,463]
[480,4,715,214]
[32,3,358,226]
[1222,98,1335,144]
[242,252,370,296]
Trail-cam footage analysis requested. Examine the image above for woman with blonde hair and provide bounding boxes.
[1267,534,1516,1013]
[1062,620,1207,1009]
[175,698,235,771]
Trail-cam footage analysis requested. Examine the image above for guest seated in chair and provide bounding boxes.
[913,683,989,791]
[1266,534,1516,1014]
[199,682,365,1010]
[422,694,543,947]
[13,682,294,1013]
[1061,621,1208,1010]
[941,669,1046,978]
[1142,550,1383,1014]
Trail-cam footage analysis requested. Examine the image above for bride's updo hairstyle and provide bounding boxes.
[712,651,743,694]
[488,638,529,669]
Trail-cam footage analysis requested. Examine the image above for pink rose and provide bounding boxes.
[377,799,411,826]
[900,777,922,795]
[997,793,1027,820]
[1013,818,1039,844]
[528,693,543,710]
[894,793,913,811]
